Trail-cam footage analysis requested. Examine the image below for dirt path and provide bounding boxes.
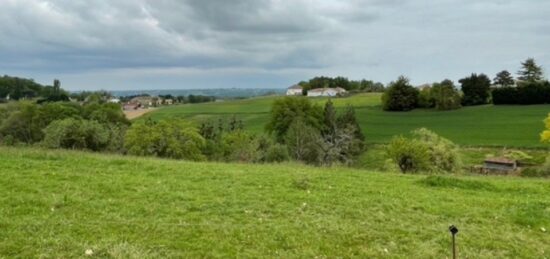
[124,108,156,120]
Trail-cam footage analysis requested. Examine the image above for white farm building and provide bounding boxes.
[306,87,347,97]
[286,84,303,96]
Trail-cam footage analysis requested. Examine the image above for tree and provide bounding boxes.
[431,79,461,110]
[417,86,434,108]
[493,70,515,87]
[285,118,322,164]
[518,58,544,82]
[459,73,491,106]
[337,105,365,141]
[541,113,550,143]
[0,102,45,144]
[381,76,419,111]
[124,119,206,161]
[42,118,110,151]
[266,97,323,142]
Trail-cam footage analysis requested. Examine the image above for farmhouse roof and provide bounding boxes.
[484,157,516,165]
[288,84,302,90]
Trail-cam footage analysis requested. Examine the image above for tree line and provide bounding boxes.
[382,58,549,111]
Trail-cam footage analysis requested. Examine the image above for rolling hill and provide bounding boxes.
[0,147,548,257]
[143,93,550,147]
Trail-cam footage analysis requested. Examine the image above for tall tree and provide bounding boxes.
[381,76,419,111]
[459,73,491,106]
[431,79,461,110]
[493,70,515,87]
[517,58,544,82]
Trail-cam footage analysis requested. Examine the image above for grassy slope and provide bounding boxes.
[1,147,549,258]
[144,93,550,147]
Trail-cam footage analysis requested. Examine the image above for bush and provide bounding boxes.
[264,143,290,163]
[386,136,430,173]
[42,118,110,151]
[220,131,260,163]
[412,128,462,173]
[386,128,462,174]
[382,76,419,111]
[124,119,206,161]
[521,156,550,178]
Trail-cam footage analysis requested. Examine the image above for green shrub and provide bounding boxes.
[521,156,550,178]
[412,128,462,173]
[220,131,260,163]
[264,143,290,163]
[386,128,462,174]
[386,136,430,173]
[124,119,206,161]
[42,118,110,151]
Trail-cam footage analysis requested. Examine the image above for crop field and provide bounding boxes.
[144,93,550,147]
[0,147,549,258]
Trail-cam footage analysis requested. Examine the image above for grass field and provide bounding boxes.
[143,93,550,147]
[1,147,549,258]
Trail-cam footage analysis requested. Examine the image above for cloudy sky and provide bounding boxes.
[1,0,549,90]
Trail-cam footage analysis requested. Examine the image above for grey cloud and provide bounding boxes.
[0,0,548,90]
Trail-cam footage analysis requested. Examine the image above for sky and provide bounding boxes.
[0,0,549,91]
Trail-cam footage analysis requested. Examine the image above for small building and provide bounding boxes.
[108,98,121,103]
[123,103,140,111]
[483,157,518,173]
[286,84,303,96]
[165,99,174,105]
[307,87,347,97]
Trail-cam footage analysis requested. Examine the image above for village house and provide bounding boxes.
[286,84,303,96]
[307,87,347,97]
[129,96,163,108]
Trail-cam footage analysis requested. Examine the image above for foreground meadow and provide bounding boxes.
[143,93,550,147]
[0,147,549,258]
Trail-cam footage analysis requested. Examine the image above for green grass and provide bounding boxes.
[1,147,549,258]
[144,93,550,147]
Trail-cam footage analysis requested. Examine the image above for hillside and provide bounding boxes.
[143,93,550,147]
[0,147,548,257]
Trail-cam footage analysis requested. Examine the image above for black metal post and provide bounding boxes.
[449,225,458,259]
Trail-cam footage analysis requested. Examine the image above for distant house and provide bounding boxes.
[123,103,140,111]
[483,157,518,173]
[286,84,303,96]
[129,96,163,107]
[108,98,121,103]
[307,87,347,97]
[165,99,174,105]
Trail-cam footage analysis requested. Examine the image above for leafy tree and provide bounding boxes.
[517,58,544,82]
[459,73,491,106]
[493,70,515,87]
[337,105,365,141]
[417,86,434,108]
[541,113,550,143]
[125,119,206,161]
[285,118,322,164]
[220,131,260,163]
[431,79,461,110]
[266,97,323,142]
[381,76,419,111]
[0,102,45,144]
[42,118,110,151]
